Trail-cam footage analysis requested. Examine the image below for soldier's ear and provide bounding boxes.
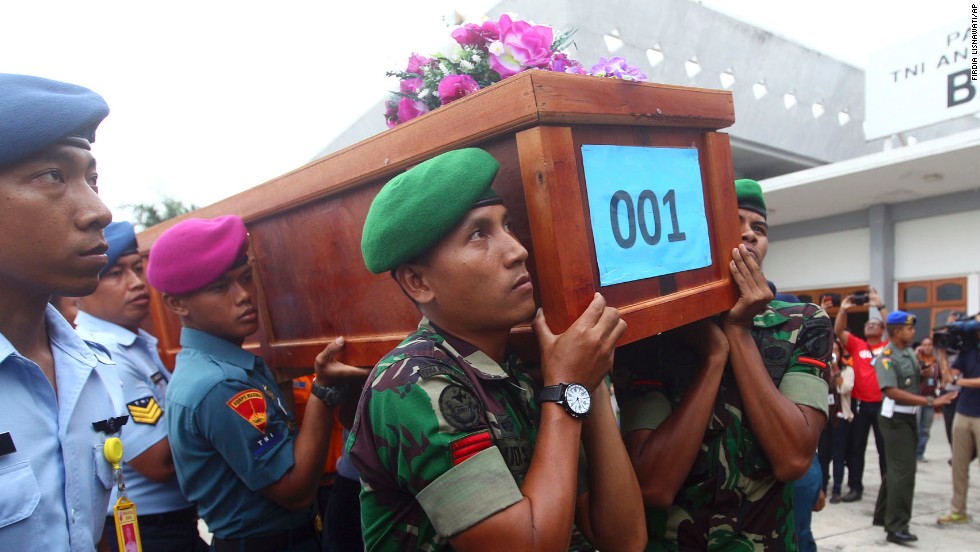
[162,293,191,318]
[393,263,434,306]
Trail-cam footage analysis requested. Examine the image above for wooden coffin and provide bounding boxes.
[138,71,740,373]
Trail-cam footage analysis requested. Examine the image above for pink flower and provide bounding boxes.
[549,52,583,74]
[451,21,500,48]
[487,14,554,78]
[394,96,430,126]
[437,74,481,105]
[400,77,422,94]
[405,53,431,76]
[384,98,399,128]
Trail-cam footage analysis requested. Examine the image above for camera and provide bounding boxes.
[932,313,980,351]
[851,291,869,306]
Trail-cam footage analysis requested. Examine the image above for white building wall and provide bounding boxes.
[894,210,980,280]
[766,228,870,291]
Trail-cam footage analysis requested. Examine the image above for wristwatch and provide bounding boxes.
[539,383,591,418]
[927,396,934,407]
[310,380,345,407]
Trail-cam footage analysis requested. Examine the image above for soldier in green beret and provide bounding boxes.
[614,178,835,551]
[349,148,646,551]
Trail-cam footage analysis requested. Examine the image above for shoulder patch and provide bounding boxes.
[127,396,163,425]
[227,389,268,433]
[439,384,483,431]
[450,431,492,465]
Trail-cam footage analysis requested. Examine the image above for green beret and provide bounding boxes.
[361,148,500,274]
[735,178,767,218]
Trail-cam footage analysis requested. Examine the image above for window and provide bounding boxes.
[898,278,967,342]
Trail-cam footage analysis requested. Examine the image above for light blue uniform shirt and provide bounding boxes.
[166,328,309,539]
[74,311,192,516]
[0,305,124,551]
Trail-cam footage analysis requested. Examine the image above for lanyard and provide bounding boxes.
[104,437,144,552]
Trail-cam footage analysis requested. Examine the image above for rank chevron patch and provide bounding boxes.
[127,396,163,425]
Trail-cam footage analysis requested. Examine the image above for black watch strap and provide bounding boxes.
[538,384,565,404]
[310,381,345,407]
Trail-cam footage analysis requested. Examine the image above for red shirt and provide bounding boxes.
[847,334,889,402]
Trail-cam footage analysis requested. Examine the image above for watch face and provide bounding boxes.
[564,384,591,415]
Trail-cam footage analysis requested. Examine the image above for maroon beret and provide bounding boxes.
[146,215,248,295]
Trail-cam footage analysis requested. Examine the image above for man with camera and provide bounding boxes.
[936,314,980,526]
[835,288,889,506]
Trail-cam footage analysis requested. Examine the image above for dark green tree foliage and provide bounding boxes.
[125,195,198,230]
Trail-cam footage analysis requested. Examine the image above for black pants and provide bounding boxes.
[103,508,209,552]
[324,476,363,552]
[847,399,886,493]
[819,418,851,494]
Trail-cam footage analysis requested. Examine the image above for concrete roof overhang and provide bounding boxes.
[760,128,980,227]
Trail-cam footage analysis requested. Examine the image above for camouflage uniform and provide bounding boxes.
[614,301,832,552]
[347,318,537,551]
[872,345,920,535]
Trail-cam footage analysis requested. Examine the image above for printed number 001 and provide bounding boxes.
[609,189,686,249]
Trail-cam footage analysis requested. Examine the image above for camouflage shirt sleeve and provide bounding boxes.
[349,355,521,546]
[778,304,833,417]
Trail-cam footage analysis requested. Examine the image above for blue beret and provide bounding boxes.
[0,73,109,167]
[102,221,138,276]
[886,310,916,326]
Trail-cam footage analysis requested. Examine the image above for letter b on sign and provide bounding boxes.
[948,69,976,107]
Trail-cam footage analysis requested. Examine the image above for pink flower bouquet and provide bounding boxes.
[384,14,647,127]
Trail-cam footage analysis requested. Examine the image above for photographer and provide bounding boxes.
[936,313,980,526]
[834,288,889,506]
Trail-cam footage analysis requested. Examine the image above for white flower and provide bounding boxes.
[472,54,482,62]
[439,62,450,74]
[459,60,475,71]
[418,88,430,98]
[488,41,505,56]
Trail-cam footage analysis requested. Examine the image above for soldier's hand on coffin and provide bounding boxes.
[673,318,729,366]
[313,337,372,385]
[722,244,773,327]
[533,292,627,391]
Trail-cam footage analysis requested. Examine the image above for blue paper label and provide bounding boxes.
[581,145,712,286]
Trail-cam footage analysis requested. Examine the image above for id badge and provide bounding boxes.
[827,393,836,406]
[112,498,143,552]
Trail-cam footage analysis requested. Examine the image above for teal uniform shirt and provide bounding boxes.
[347,318,536,551]
[615,301,833,552]
[166,328,310,539]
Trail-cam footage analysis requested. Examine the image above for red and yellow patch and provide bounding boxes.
[227,389,268,433]
[450,431,492,466]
